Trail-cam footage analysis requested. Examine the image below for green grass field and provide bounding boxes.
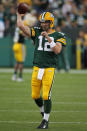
[0,70,87,131]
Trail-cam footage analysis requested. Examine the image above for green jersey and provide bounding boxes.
[31,27,66,68]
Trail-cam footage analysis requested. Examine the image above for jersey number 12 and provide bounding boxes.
[38,36,54,52]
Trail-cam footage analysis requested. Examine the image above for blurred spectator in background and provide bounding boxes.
[0,19,5,38]
[76,7,85,27]
[62,0,73,17]
[33,0,50,15]
[2,1,16,36]
[84,5,87,26]
[0,4,4,21]
[8,6,17,37]
[49,0,59,10]
[76,30,85,68]
[76,30,87,69]
[84,32,87,68]
[0,4,5,38]
[18,0,31,5]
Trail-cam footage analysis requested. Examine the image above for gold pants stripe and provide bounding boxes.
[48,70,55,99]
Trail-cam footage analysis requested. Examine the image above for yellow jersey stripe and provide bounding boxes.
[56,38,66,45]
[31,28,35,37]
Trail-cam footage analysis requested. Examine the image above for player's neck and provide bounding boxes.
[47,29,55,34]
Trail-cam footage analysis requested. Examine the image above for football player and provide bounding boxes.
[12,27,26,82]
[17,12,66,128]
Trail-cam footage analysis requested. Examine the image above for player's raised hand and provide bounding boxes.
[17,12,21,19]
[17,12,31,37]
[17,13,23,27]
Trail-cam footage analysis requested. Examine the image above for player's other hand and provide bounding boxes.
[41,31,48,38]
[41,31,52,43]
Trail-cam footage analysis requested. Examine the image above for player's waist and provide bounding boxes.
[33,62,56,68]
[14,42,25,45]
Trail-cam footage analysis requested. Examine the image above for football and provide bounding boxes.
[17,3,29,14]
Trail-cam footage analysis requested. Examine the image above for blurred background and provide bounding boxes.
[0,0,87,71]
